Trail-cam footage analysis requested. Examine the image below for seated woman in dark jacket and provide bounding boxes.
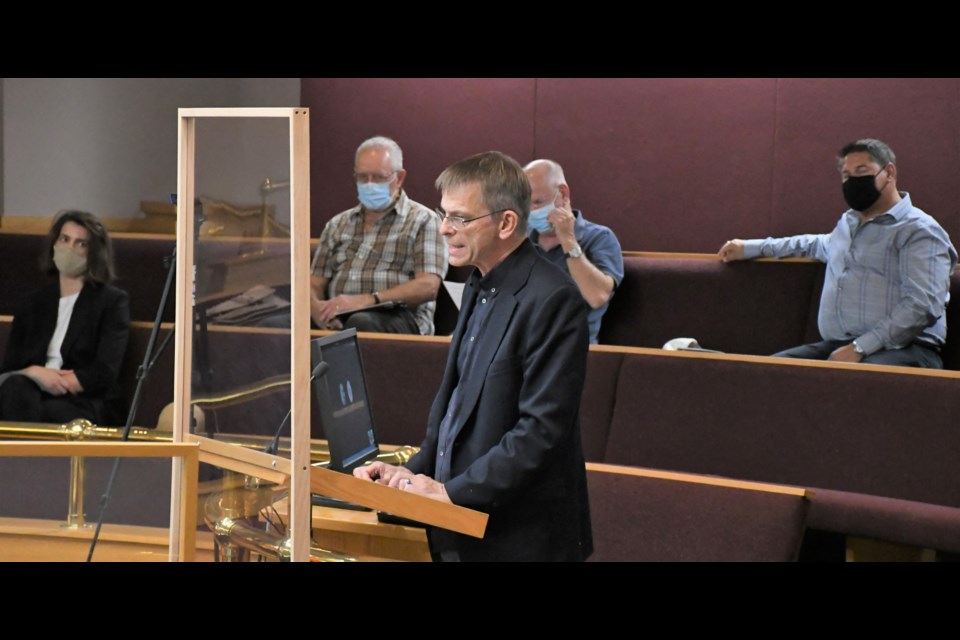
[0,211,130,426]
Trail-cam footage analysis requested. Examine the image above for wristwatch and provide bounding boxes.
[565,243,583,259]
[372,291,381,304]
[852,340,865,356]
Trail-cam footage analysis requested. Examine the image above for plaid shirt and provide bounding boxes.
[311,190,448,335]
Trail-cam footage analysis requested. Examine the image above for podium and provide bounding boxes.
[191,434,487,561]
[309,464,486,538]
[0,429,485,561]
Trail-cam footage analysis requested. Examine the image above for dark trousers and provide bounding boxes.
[773,339,943,369]
[0,374,100,423]
[342,308,419,334]
[258,307,421,335]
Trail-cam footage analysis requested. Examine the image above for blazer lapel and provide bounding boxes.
[434,277,479,410]
[34,285,60,362]
[58,283,91,365]
[444,244,535,443]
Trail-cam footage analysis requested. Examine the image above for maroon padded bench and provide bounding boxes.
[586,463,810,562]
[601,348,960,553]
[599,255,825,354]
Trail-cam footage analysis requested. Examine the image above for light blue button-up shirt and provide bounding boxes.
[743,193,958,355]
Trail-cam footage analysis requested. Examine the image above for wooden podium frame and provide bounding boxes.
[189,434,487,541]
[0,441,200,561]
[173,108,485,561]
[310,465,487,538]
[173,107,313,561]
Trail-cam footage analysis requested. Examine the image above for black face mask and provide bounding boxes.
[842,165,888,212]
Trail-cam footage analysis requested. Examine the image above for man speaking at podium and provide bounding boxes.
[354,151,593,561]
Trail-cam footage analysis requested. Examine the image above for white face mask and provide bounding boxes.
[53,245,87,278]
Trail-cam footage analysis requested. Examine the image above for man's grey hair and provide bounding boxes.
[356,136,403,171]
[838,138,896,171]
[523,159,568,189]
[436,151,531,234]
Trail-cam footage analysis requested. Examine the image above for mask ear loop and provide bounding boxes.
[877,164,892,193]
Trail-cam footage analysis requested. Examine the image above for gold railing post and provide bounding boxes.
[62,419,94,529]
[62,455,90,529]
[213,470,252,562]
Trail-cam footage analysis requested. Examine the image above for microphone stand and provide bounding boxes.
[86,197,203,562]
[255,361,329,545]
[264,361,328,455]
[85,245,176,561]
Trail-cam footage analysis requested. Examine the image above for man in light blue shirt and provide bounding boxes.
[719,138,957,369]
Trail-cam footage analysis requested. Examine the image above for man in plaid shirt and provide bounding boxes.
[311,136,448,335]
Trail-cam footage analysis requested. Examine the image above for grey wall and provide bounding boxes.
[196,115,294,225]
[2,78,300,222]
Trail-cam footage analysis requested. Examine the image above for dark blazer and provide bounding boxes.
[1,281,131,425]
[406,240,593,561]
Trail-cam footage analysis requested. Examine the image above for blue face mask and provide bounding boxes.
[528,203,554,233]
[357,181,395,211]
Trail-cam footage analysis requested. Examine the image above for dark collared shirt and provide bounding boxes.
[434,257,510,481]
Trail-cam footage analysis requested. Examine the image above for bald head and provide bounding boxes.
[524,159,567,189]
[524,159,571,211]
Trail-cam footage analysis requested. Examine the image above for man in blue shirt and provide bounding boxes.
[719,138,957,368]
[523,159,624,344]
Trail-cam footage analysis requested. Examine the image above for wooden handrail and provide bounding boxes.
[587,462,812,498]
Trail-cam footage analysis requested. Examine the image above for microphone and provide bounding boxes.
[310,361,330,381]
[264,361,330,455]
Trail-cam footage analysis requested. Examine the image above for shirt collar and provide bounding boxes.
[467,238,533,294]
[886,192,912,221]
[844,192,912,226]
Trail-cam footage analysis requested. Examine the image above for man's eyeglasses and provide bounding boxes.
[434,208,509,231]
[531,190,560,209]
[354,171,397,184]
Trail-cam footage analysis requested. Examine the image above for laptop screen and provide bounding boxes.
[310,328,380,473]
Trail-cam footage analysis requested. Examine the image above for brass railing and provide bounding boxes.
[0,419,418,561]
[203,482,355,562]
